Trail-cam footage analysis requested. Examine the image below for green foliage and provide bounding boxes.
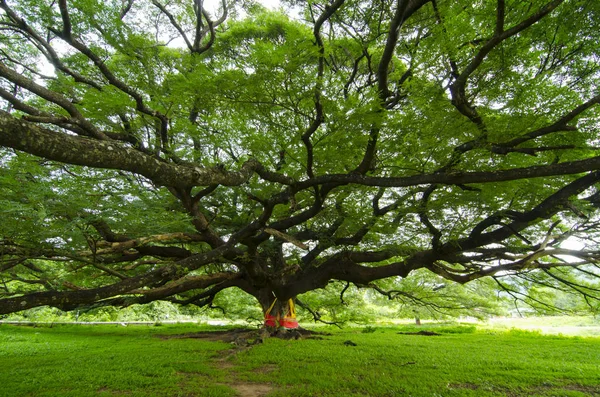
[211,287,264,324]
[298,282,377,324]
[1,0,600,321]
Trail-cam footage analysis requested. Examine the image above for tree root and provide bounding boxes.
[158,327,330,345]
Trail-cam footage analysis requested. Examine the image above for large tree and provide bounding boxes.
[1,0,599,320]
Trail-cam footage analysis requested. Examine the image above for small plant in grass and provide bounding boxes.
[361,326,377,333]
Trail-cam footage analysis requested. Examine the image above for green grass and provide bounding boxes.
[1,323,599,397]
[0,324,234,397]
[484,316,600,337]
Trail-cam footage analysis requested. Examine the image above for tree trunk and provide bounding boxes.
[257,290,298,330]
[414,309,421,325]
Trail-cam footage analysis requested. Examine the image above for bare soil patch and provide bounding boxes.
[96,387,132,396]
[157,327,329,344]
[213,358,236,369]
[157,328,255,342]
[448,382,600,396]
[159,327,325,396]
[252,364,278,374]
[229,382,274,397]
[398,330,441,336]
[447,382,479,390]
[538,383,600,396]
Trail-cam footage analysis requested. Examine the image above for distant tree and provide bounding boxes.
[1,0,599,322]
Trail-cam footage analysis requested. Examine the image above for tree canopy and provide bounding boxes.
[1,0,599,319]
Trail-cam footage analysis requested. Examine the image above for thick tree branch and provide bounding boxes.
[301,0,345,179]
[295,298,343,328]
[455,0,564,90]
[0,111,261,188]
[290,157,600,190]
[4,109,600,195]
[496,93,600,149]
[152,0,194,52]
[357,0,430,175]
[377,0,410,98]
[0,62,108,139]
[0,241,235,314]
[0,1,103,90]
[449,0,564,129]
[47,22,170,149]
[130,272,238,304]
[120,0,135,19]
[418,185,442,249]
[1,0,599,318]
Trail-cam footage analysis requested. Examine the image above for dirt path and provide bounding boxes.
[160,328,329,396]
[213,354,275,397]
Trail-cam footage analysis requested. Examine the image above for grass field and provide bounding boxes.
[1,322,599,397]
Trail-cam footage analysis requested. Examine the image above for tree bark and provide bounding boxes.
[257,289,297,329]
[0,111,260,188]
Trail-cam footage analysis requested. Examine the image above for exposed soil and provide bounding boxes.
[213,359,236,370]
[160,327,330,396]
[177,367,274,397]
[211,358,276,396]
[447,382,600,396]
[538,383,600,396]
[96,386,132,396]
[157,328,256,342]
[157,327,329,344]
[229,382,274,397]
[398,330,442,336]
[447,382,479,390]
[252,364,278,374]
